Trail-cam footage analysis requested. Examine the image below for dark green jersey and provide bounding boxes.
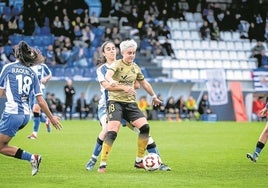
[108,59,144,102]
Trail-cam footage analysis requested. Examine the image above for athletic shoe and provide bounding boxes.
[159,163,171,171]
[97,165,106,173]
[46,119,51,133]
[134,160,145,169]
[27,133,37,140]
[246,152,258,162]
[85,157,97,170]
[31,154,42,176]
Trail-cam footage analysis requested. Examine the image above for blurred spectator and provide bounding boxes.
[90,94,99,120]
[111,26,122,42]
[238,19,250,39]
[250,41,266,67]
[45,45,56,66]
[165,96,181,121]
[198,93,212,117]
[8,16,18,35]
[0,23,8,46]
[81,25,95,47]
[76,92,90,120]
[51,16,63,36]
[260,50,268,68]
[71,16,84,29]
[72,25,83,46]
[16,14,25,34]
[176,96,188,120]
[72,46,89,67]
[252,96,266,121]
[104,27,112,41]
[137,96,150,119]
[200,20,210,40]
[219,9,236,31]
[62,15,72,37]
[186,95,196,120]
[210,21,221,41]
[248,22,258,42]
[161,38,176,58]
[64,78,76,120]
[90,11,100,27]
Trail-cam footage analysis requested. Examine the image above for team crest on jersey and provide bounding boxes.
[131,67,135,73]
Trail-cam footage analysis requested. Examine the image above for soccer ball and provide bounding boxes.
[142,153,162,171]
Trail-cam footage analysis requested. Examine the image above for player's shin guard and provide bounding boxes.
[137,124,150,158]
[33,112,40,132]
[40,113,47,123]
[93,137,103,157]
[146,136,160,155]
[100,131,117,163]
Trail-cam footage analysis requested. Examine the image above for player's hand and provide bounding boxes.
[152,97,162,106]
[50,116,63,130]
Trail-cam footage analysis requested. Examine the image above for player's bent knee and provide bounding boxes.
[106,131,117,143]
[139,124,150,134]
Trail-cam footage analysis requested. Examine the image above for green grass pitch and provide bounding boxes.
[0,120,268,188]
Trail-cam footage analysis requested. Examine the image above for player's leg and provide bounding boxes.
[131,116,150,169]
[247,122,268,162]
[86,108,107,170]
[124,117,171,171]
[40,112,51,133]
[98,101,122,173]
[28,104,41,139]
[0,114,41,175]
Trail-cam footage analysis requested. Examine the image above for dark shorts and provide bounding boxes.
[107,100,145,123]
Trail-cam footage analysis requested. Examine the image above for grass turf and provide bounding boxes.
[0,120,268,188]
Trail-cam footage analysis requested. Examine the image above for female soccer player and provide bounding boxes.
[85,41,171,172]
[0,41,62,176]
[97,39,167,173]
[247,103,268,162]
[27,63,52,139]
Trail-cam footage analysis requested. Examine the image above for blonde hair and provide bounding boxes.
[119,39,137,53]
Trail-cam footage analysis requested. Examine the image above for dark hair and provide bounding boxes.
[96,41,114,67]
[14,41,45,67]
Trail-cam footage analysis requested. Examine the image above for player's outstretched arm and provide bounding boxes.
[36,95,62,130]
[139,79,162,106]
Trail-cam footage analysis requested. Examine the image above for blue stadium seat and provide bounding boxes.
[32,36,43,46]
[83,68,97,78]
[22,36,33,45]
[40,26,51,35]
[141,67,150,78]
[53,67,65,77]
[42,35,55,46]
[9,34,23,45]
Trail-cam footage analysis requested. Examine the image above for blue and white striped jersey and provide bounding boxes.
[96,63,110,109]
[0,62,42,115]
[31,64,52,90]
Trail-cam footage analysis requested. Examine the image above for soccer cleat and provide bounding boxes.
[85,157,97,171]
[159,163,171,171]
[246,152,258,162]
[27,133,37,140]
[97,165,107,173]
[46,119,51,133]
[31,154,42,176]
[134,160,145,169]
